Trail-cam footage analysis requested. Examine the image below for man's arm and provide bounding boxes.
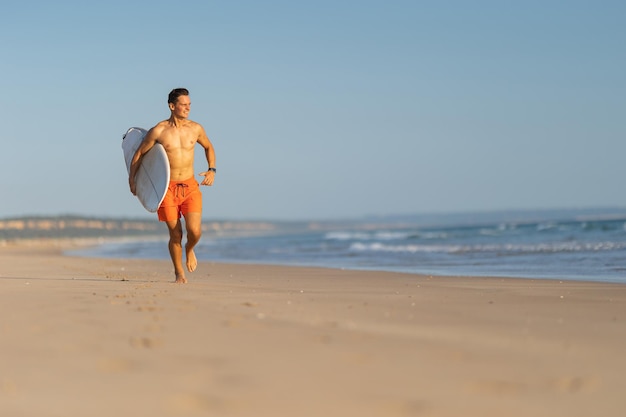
[197,126,216,186]
[129,127,160,195]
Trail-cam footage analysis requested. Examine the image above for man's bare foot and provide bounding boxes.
[186,245,198,272]
[174,272,188,284]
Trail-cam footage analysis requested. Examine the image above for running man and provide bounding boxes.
[129,88,216,283]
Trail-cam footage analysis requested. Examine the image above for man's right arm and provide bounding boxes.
[129,127,160,195]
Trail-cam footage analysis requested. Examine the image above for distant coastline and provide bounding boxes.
[0,214,387,243]
[3,207,626,241]
[0,215,282,241]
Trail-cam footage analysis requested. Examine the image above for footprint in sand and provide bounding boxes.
[550,375,601,393]
[165,393,225,414]
[129,336,162,349]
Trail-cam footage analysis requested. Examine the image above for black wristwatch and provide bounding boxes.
[208,167,217,173]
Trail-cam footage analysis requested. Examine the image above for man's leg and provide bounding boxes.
[183,212,202,273]
[165,218,187,283]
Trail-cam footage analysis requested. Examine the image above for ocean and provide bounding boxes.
[71,210,626,284]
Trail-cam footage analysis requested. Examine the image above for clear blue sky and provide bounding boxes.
[1,1,624,220]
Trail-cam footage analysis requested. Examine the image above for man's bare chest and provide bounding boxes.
[159,129,197,150]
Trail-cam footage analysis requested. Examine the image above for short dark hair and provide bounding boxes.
[168,88,189,104]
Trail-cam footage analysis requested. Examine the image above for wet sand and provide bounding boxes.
[1,241,625,416]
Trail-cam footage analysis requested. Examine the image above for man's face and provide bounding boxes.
[170,95,191,118]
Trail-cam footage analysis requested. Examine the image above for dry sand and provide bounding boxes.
[0,241,625,417]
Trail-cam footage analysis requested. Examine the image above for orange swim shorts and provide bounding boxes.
[157,177,202,222]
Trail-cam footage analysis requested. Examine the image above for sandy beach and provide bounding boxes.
[1,241,625,417]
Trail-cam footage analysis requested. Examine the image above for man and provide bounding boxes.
[129,88,216,283]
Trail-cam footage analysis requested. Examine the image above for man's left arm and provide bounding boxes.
[197,126,216,186]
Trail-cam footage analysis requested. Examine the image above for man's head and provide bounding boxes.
[168,88,191,118]
[168,88,189,104]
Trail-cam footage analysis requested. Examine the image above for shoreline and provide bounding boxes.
[5,237,626,286]
[66,238,626,287]
[1,241,625,416]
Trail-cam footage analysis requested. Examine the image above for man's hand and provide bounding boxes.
[199,171,215,186]
[129,176,137,195]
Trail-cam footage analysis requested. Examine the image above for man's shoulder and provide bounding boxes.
[186,119,204,129]
[152,120,170,130]
[146,120,168,136]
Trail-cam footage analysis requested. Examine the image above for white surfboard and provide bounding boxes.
[122,127,171,213]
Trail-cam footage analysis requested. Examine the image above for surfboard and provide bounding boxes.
[122,127,171,213]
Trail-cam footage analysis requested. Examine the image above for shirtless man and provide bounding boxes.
[129,88,216,283]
